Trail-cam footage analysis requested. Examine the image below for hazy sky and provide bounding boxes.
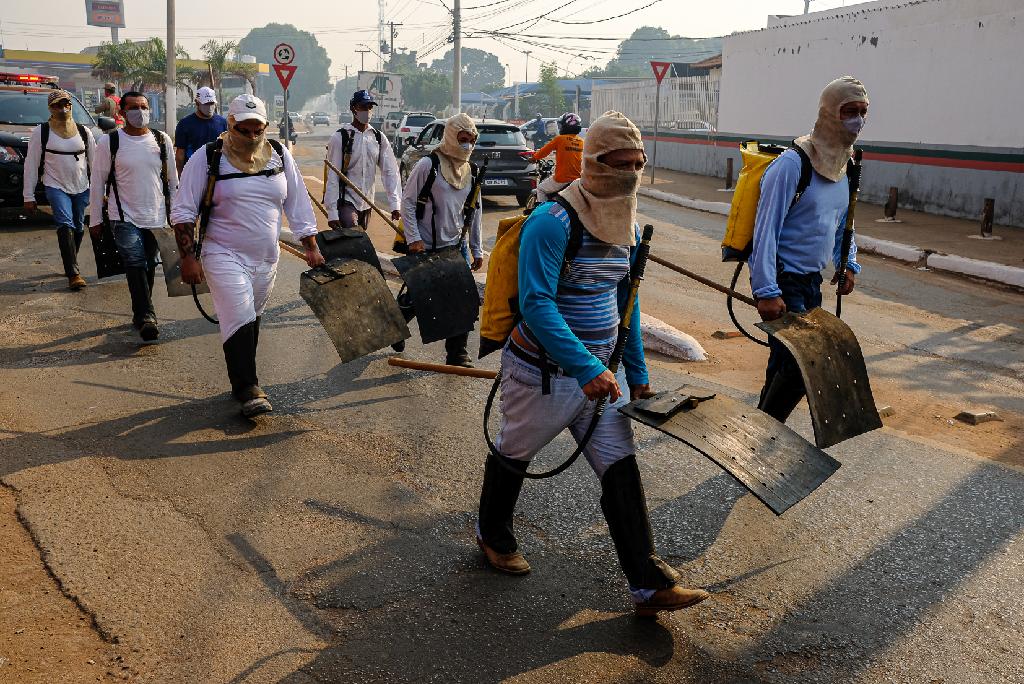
[3,0,855,82]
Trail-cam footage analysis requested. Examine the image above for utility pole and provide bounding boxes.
[803,0,811,13]
[452,0,462,113]
[111,26,119,43]
[357,49,370,72]
[390,21,403,56]
[166,0,177,135]
[524,50,532,84]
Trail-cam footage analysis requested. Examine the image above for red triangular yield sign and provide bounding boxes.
[650,60,672,84]
[273,63,297,90]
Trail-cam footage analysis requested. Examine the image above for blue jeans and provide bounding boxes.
[44,186,88,234]
[111,221,161,270]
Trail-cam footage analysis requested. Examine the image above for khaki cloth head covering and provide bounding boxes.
[46,89,78,139]
[435,113,478,190]
[220,115,273,175]
[795,76,869,182]
[559,111,644,246]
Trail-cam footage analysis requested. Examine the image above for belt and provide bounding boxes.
[508,326,562,395]
[508,339,561,375]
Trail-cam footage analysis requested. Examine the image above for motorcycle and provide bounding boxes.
[524,158,555,213]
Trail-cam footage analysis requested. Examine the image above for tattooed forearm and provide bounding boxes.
[300,235,318,249]
[173,223,196,257]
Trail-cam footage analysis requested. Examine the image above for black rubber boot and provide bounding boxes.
[478,454,529,555]
[252,316,262,351]
[223,321,260,400]
[757,368,806,423]
[445,332,472,367]
[600,456,679,591]
[124,267,158,340]
[73,229,83,251]
[55,226,80,277]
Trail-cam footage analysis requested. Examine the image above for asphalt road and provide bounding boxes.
[0,132,1021,683]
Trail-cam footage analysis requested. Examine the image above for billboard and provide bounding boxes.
[85,0,126,28]
[357,71,403,115]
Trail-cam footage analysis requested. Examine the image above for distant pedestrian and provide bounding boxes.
[22,89,96,290]
[400,113,485,367]
[530,111,583,202]
[174,86,227,174]
[93,82,123,126]
[751,76,868,421]
[324,89,401,230]
[89,91,178,342]
[171,95,324,418]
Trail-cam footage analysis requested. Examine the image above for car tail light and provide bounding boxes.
[518,151,534,160]
[530,178,537,189]
[0,146,22,163]
[400,127,410,132]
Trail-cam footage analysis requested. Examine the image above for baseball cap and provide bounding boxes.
[196,87,217,104]
[350,90,377,107]
[228,94,267,123]
[48,90,72,106]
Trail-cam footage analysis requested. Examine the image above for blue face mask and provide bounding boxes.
[460,142,474,151]
[842,115,865,136]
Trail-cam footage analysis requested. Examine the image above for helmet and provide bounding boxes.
[557,112,582,135]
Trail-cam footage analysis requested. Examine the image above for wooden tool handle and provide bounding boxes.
[388,356,497,379]
[324,159,402,235]
[649,254,758,308]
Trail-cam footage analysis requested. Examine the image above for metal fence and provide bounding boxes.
[591,73,721,131]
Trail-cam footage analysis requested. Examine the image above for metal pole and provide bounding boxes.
[524,50,531,84]
[110,26,119,43]
[650,79,660,185]
[514,81,520,119]
[452,0,462,113]
[166,0,177,135]
[283,86,290,149]
[804,0,811,13]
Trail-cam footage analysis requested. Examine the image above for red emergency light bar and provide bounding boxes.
[0,72,59,86]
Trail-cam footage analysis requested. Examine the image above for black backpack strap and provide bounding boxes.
[37,123,49,181]
[154,129,171,224]
[372,128,383,168]
[78,124,90,180]
[789,144,813,208]
[268,138,284,157]
[214,138,286,180]
[415,152,439,222]
[551,195,585,276]
[196,139,225,258]
[104,130,125,223]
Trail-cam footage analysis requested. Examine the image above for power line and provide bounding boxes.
[545,0,663,24]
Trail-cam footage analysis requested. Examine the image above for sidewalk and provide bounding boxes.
[640,168,1024,289]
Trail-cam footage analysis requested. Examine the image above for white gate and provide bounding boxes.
[591,73,721,131]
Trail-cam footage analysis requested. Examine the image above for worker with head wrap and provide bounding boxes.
[171,95,324,418]
[399,112,485,366]
[750,76,868,422]
[474,111,710,618]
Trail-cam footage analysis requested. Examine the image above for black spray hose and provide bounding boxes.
[192,283,218,324]
[836,149,863,319]
[485,223,656,480]
[726,262,769,347]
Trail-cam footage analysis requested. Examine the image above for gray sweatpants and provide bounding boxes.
[493,347,635,478]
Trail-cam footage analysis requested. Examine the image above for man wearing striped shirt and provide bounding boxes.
[476,112,709,618]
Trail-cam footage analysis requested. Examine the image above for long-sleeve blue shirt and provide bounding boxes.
[513,202,648,388]
[750,149,861,300]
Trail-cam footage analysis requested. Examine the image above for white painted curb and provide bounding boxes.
[375,251,706,361]
[639,186,730,215]
[927,253,1024,289]
[855,236,926,264]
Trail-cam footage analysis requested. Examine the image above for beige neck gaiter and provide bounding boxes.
[220,116,272,174]
[795,76,869,182]
[435,113,478,190]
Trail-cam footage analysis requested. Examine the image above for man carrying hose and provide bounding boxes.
[475,111,709,617]
[751,77,868,422]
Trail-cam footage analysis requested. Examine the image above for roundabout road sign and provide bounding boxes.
[274,43,295,65]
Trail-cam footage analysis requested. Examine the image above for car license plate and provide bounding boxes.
[484,178,510,186]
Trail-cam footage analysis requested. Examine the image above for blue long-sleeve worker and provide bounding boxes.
[751,76,869,422]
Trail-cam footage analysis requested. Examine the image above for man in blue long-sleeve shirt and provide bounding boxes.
[476,112,709,618]
[751,76,869,421]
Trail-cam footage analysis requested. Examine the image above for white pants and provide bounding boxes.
[202,251,278,342]
[536,176,569,204]
[493,347,635,478]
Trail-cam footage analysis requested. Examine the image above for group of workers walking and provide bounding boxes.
[19,75,868,619]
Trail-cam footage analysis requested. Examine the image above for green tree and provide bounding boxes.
[430,47,504,93]
[333,75,359,111]
[581,26,723,77]
[402,70,451,113]
[238,23,331,111]
[200,40,257,105]
[93,38,191,95]
[537,63,565,116]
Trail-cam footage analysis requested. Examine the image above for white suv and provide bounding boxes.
[394,111,435,149]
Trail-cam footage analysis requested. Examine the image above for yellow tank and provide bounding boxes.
[721,141,789,262]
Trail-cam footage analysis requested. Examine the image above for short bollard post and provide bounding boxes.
[981,198,995,238]
[725,157,734,190]
[876,186,902,223]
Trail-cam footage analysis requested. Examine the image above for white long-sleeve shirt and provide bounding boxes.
[88,129,178,229]
[170,141,317,264]
[22,124,96,201]
[323,124,401,219]
[400,156,482,258]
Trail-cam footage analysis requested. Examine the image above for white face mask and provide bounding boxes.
[354,110,370,124]
[459,142,474,151]
[198,102,215,117]
[125,108,150,129]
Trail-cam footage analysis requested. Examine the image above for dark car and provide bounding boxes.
[0,73,114,207]
[399,118,536,206]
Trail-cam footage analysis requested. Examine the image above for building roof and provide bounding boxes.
[690,53,722,69]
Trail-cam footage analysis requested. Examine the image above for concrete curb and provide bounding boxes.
[375,251,707,362]
[639,187,1023,290]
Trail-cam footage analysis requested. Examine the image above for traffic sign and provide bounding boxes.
[273,63,297,90]
[650,61,672,84]
[274,43,296,65]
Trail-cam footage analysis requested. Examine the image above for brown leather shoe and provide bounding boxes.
[477,536,530,575]
[635,586,710,618]
[68,274,87,290]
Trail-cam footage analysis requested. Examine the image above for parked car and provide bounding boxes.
[394,111,435,149]
[399,119,536,206]
[338,112,353,125]
[0,72,115,208]
[382,110,405,137]
[312,111,331,126]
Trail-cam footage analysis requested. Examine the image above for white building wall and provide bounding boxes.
[718,0,1024,149]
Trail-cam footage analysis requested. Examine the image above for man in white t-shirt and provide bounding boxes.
[324,89,401,230]
[89,91,178,342]
[22,89,96,290]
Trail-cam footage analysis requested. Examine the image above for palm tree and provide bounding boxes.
[201,39,238,105]
[92,40,139,88]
